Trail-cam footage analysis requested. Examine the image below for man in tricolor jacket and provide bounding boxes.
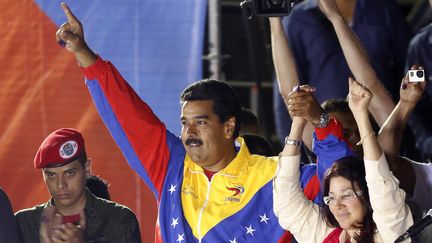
[55,3,353,242]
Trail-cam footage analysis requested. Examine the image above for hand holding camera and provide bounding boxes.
[400,65,427,105]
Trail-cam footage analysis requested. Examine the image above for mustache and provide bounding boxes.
[185,138,203,146]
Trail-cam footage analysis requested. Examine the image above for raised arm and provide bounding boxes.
[55,3,176,199]
[348,77,413,242]
[273,87,332,242]
[269,17,300,101]
[318,0,395,126]
[269,17,315,149]
[347,77,380,160]
[378,66,427,195]
[379,66,426,161]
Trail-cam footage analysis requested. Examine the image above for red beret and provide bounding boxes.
[34,128,86,169]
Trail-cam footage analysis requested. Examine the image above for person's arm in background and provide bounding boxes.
[348,77,413,242]
[269,17,314,150]
[378,66,427,195]
[317,0,395,126]
[269,17,300,101]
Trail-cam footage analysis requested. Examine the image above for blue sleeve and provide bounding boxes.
[84,57,178,200]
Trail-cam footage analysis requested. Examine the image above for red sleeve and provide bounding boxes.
[83,56,170,195]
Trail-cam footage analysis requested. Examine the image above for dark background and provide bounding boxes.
[202,0,430,152]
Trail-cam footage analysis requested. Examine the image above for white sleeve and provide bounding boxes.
[364,153,414,242]
[273,155,333,243]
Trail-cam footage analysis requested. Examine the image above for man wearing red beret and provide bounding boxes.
[15,128,141,243]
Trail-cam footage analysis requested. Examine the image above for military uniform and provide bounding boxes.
[15,190,141,243]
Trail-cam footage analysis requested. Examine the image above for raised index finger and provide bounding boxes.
[61,2,78,24]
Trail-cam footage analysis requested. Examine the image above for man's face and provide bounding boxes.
[181,100,235,171]
[329,111,362,154]
[42,160,89,211]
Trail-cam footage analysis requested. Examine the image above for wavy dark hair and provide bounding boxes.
[322,156,376,243]
[180,79,242,138]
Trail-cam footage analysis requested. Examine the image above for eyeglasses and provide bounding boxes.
[323,190,362,206]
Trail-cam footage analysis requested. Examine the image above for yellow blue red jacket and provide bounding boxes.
[82,56,353,242]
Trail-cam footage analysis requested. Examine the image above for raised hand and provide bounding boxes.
[317,0,341,21]
[55,3,86,53]
[287,85,322,127]
[55,2,96,67]
[348,77,372,113]
[400,65,427,105]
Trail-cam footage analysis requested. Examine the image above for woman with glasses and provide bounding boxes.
[273,79,413,242]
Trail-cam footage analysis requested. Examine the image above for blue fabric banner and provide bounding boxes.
[35,0,207,134]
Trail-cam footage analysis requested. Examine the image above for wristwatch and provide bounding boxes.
[284,137,302,146]
[316,111,330,128]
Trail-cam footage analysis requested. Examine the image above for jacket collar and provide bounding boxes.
[46,189,102,225]
[185,137,251,178]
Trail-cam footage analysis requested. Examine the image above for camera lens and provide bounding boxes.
[269,0,284,6]
[417,71,424,78]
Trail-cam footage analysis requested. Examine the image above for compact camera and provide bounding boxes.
[241,0,301,17]
[408,70,425,82]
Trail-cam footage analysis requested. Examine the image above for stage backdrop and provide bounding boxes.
[0,0,206,241]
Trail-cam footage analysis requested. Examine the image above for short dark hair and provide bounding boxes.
[321,99,350,113]
[240,107,259,135]
[180,79,242,138]
[86,175,111,200]
[322,157,376,242]
[242,134,274,156]
[321,99,379,142]
[78,152,88,166]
